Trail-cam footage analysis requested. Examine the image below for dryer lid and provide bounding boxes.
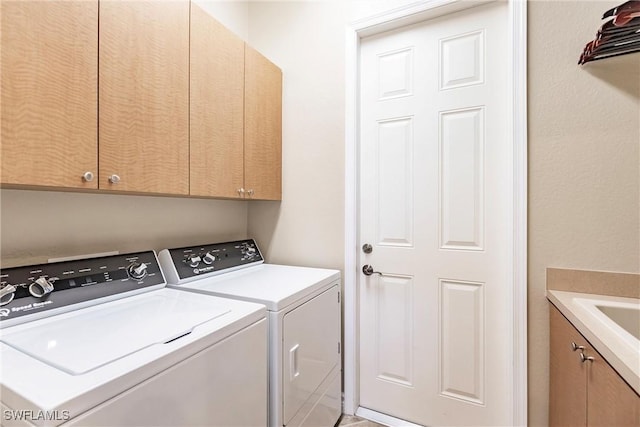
[0,294,229,374]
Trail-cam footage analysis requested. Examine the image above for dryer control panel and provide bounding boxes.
[159,239,264,283]
[0,251,165,325]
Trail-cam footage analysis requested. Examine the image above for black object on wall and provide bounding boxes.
[579,1,640,64]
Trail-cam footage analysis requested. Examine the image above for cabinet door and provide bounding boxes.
[244,45,282,201]
[587,344,640,427]
[549,305,588,427]
[99,0,189,195]
[190,4,244,198]
[1,1,98,189]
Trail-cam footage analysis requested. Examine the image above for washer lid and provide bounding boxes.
[0,294,229,374]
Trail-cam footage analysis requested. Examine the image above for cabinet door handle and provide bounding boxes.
[82,171,95,182]
[571,342,585,352]
[237,188,245,197]
[247,189,254,197]
[580,352,595,363]
[108,174,121,184]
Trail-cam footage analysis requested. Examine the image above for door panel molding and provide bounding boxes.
[343,1,528,425]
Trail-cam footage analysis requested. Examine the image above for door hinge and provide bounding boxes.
[338,342,341,354]
[338,291,341,303]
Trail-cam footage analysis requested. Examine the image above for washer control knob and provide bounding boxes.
[186,255,202,268]
[29,276,55,298]
[128,262,148,280]
[202,252,216,265]
[0,284,16,306]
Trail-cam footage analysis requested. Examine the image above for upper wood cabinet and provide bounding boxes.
[99,0,189,195]
[549,304,640,427]
[190,4,244,199]
[244,45,282,201]
[190,12,282,201]
[2,1,281,200]
[1,1,98,189]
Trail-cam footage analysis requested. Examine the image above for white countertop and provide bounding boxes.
[547,290,640,394]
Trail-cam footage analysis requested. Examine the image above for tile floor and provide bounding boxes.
[337,414,385,427]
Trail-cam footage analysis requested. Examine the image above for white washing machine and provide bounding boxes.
[0,250,267,427]
[158,239,341,427]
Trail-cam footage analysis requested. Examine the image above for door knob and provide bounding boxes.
[362,265,383,276]
[362,243,373,254]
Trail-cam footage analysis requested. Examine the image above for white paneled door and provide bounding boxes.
[358,3,511,426]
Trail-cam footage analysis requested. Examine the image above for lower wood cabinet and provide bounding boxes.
[549,304,640,427]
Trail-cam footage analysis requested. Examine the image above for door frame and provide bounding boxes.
[343,0,528,425]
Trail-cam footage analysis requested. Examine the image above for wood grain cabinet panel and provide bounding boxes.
[587,343,640,427]
[550,304,640,427]
[244,45,282,201]
[550,305,588,427]
[1,0,98,189]
[190,4,244,198]
[99,0,189,195]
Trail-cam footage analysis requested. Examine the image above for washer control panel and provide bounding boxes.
[163,239,263,281]
[0,251,164,324]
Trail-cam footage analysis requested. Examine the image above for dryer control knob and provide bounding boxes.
[128,262,148,280]
[186,255,202,268]
[202,252,216,265]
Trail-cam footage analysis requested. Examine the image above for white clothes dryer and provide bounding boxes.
[159,239,341,427]
[0,250,267,427]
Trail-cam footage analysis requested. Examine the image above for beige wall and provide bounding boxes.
[0,2,252,267]
[246,1,347,270]
[528,1,640,425]
[0,190,248,266]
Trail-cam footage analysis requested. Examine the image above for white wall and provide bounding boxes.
[0,1,252,267]
[193,0,249,39]
[246,0,417,269]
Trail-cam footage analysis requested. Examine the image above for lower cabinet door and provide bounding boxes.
[586,344,640,427]
[549,305,588,427]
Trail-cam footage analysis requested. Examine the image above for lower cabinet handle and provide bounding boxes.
[571,342,585,352]
[580,352,594,363]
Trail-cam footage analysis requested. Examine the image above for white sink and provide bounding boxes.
[575,297,640,348]
[596,305,640,340]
